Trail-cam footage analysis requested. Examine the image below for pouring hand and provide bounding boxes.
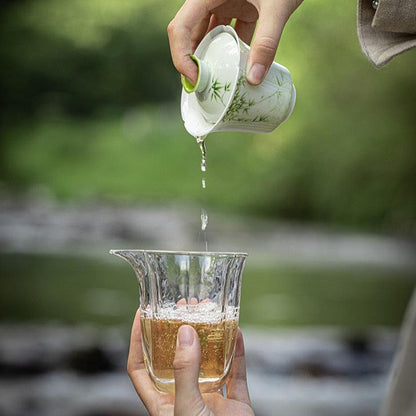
[167,0,303,86]
[127,309,255,416]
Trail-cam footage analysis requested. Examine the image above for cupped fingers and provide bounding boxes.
[226,328,251,406]
[127,309,161,412]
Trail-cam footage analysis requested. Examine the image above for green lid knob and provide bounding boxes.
[181,55,210,94]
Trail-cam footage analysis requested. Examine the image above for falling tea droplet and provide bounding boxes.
[201,209,208,231]
[196,136,207,173]
[196,136,208,251]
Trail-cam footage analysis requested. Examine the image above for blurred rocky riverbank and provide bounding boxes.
[1,193,415,415]
[0,324,397,416]
[1,192,415,269]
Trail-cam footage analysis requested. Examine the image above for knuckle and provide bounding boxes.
[167,18,183,40]
[173,356,193,372]
[126,357,138,378]
[175,61,189,76]
[255,35,277,55]
[168,20,185,45]
[126,360,133,376]
[167,19,176,36]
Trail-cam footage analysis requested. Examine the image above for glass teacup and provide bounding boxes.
[110,249,247,394]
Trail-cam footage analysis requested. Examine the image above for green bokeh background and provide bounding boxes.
[1,0,415,232]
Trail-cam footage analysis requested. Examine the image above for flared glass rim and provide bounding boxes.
[109,249,248,258]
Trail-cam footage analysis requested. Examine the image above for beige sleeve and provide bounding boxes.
[380,289,416,416]
[357,0,416,67]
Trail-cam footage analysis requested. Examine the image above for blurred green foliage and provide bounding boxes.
[1,0,415,233]
[0,0,180,117]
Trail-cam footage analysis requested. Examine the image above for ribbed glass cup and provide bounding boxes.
[110,249,247,394]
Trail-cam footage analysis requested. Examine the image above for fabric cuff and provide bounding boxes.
[373,0,416,34]
[357,0,416,68]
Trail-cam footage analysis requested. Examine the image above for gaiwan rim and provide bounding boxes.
[109,249,248,257]
[181,25,241,138]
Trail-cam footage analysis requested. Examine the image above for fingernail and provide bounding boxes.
[247,63,266,85]
[178,326,194,347]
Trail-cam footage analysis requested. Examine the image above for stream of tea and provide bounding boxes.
[196,136,208,251]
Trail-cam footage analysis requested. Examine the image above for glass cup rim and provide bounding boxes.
[109,248,248,258]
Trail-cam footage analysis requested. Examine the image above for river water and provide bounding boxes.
[0,324,397,416]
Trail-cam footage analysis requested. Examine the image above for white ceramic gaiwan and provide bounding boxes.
[181,25,296,137]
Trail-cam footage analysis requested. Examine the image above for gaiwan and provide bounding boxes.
[181,25,296,138]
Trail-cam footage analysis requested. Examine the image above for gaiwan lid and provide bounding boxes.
[181,25,241,137]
